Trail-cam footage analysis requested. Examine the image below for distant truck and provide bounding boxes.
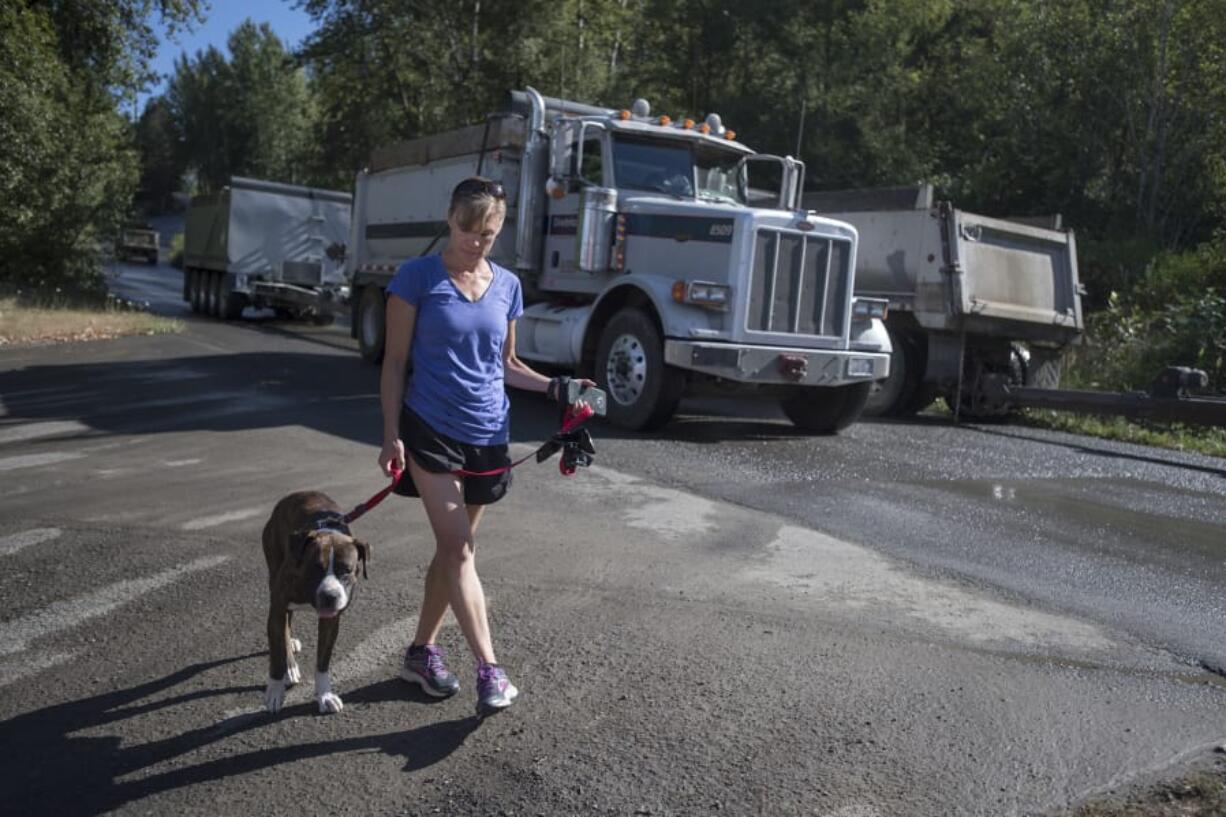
[182,177,352,322]
[116,224,160,265]
[344,88,891,433]
[802,185,1084,418]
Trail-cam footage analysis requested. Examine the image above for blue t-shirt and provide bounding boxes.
[387,254,524,445]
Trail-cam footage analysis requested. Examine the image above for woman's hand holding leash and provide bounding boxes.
[547,376,600,415]
[378,438,406,478]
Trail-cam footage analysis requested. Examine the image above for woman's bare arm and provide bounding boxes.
[379,295,416,473]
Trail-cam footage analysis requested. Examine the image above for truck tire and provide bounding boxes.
[357,286,386,364]
[189,270,204,313]
[780,382,872,434]
[864,326,924,417]
[221,291,246,320]
[595,308,683,431]
[207,272,222,317]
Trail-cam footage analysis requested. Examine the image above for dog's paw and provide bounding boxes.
[290,638,302,654]
[285,661,301,686]
[318,692,343,714]
[264,678,288,713]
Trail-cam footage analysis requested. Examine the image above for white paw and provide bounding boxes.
[318,692,343,714]
[285,661,301,686]
[264,677,287,713]
[290,638,302,653]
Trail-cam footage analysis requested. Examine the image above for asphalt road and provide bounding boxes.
[1,262,1224,816]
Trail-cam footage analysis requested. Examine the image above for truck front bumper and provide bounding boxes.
[664,340,890,387]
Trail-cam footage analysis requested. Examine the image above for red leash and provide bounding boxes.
[342,402,596,525]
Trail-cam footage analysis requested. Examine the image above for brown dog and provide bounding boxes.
[262,490,370,714]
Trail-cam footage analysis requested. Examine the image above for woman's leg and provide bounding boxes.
[413,503,486,646]
[408,457,496,664]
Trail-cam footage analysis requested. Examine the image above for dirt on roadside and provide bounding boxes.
[1050,755,1226,816]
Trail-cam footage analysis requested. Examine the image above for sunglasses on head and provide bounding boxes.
[452,178,506,201]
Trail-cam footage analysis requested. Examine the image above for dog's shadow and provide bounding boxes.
[1,655,481,817]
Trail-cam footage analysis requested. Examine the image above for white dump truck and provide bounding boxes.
[345,88,891,432]
[183,176,352,322]
[803,185,1084,418]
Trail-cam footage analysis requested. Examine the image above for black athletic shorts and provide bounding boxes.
[393,406,512,506]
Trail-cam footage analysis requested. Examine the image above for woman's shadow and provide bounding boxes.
[1,653,480,817]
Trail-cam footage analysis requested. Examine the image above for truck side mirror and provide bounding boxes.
[549,117,578,180]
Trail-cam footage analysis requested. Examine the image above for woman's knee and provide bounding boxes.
[435,536,475,572]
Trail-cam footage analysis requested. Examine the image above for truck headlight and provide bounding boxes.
[852,297,889,320]
[847,357,875,377]
[673,280,731,310]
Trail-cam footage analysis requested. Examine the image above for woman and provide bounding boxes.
[378,176,588,716]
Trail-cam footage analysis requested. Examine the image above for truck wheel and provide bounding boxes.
[595,308,683,431]
[779,382,872,434]
[221,291,246,320]
[207,272,222,317]
[864,326,924,417]
[357,286,385,364]
[189,270,204,313]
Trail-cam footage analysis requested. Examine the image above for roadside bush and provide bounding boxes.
[1067,240,1226,395]
[0,5,139,300]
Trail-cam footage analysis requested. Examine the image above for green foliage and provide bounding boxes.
[1,4,132,295]
[167,21,314,192]
[1067,239,1226,395]
[135,96,183,211]
[0,1,200,297]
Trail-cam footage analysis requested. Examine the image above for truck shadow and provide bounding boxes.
[0,345,827,448]
[0,655,479,816]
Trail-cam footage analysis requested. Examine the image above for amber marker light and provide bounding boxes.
[671,281,687,303]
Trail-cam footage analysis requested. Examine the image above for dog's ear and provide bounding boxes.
[354,540,371,579]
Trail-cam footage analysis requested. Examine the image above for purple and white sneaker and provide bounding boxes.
[400,644,460,698]
[475,662,518,716]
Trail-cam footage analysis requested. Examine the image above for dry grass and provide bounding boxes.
[0,297,182,347]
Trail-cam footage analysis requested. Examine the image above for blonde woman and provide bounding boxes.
[378,176,588,715]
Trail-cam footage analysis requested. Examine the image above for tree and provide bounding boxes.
[0,0,202,296]
[135,96,184,211]
[1,1,201,294]
[167,20,314,192]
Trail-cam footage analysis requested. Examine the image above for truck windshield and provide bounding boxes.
[611,135,746,204]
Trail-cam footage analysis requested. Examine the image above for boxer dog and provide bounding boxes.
[262,490,370,714]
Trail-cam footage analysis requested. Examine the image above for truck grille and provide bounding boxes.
[747,230,850,337]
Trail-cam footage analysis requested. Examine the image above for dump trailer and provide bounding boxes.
[183,177,352,322]
[802,185,1084,418]
[346,88,892,434]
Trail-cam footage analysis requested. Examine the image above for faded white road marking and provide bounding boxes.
[0,527,61,556]
[164,459,201,468]
[0,555,231,657]
[182,508,263,530]
[822,807,883,817]
[747,524,1115,651]
[0,649,80,689]
[0,421,90,445]
[0,452,85,472]
[331,615,419,681]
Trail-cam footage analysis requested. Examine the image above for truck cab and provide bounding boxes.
[347,88,892,433]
